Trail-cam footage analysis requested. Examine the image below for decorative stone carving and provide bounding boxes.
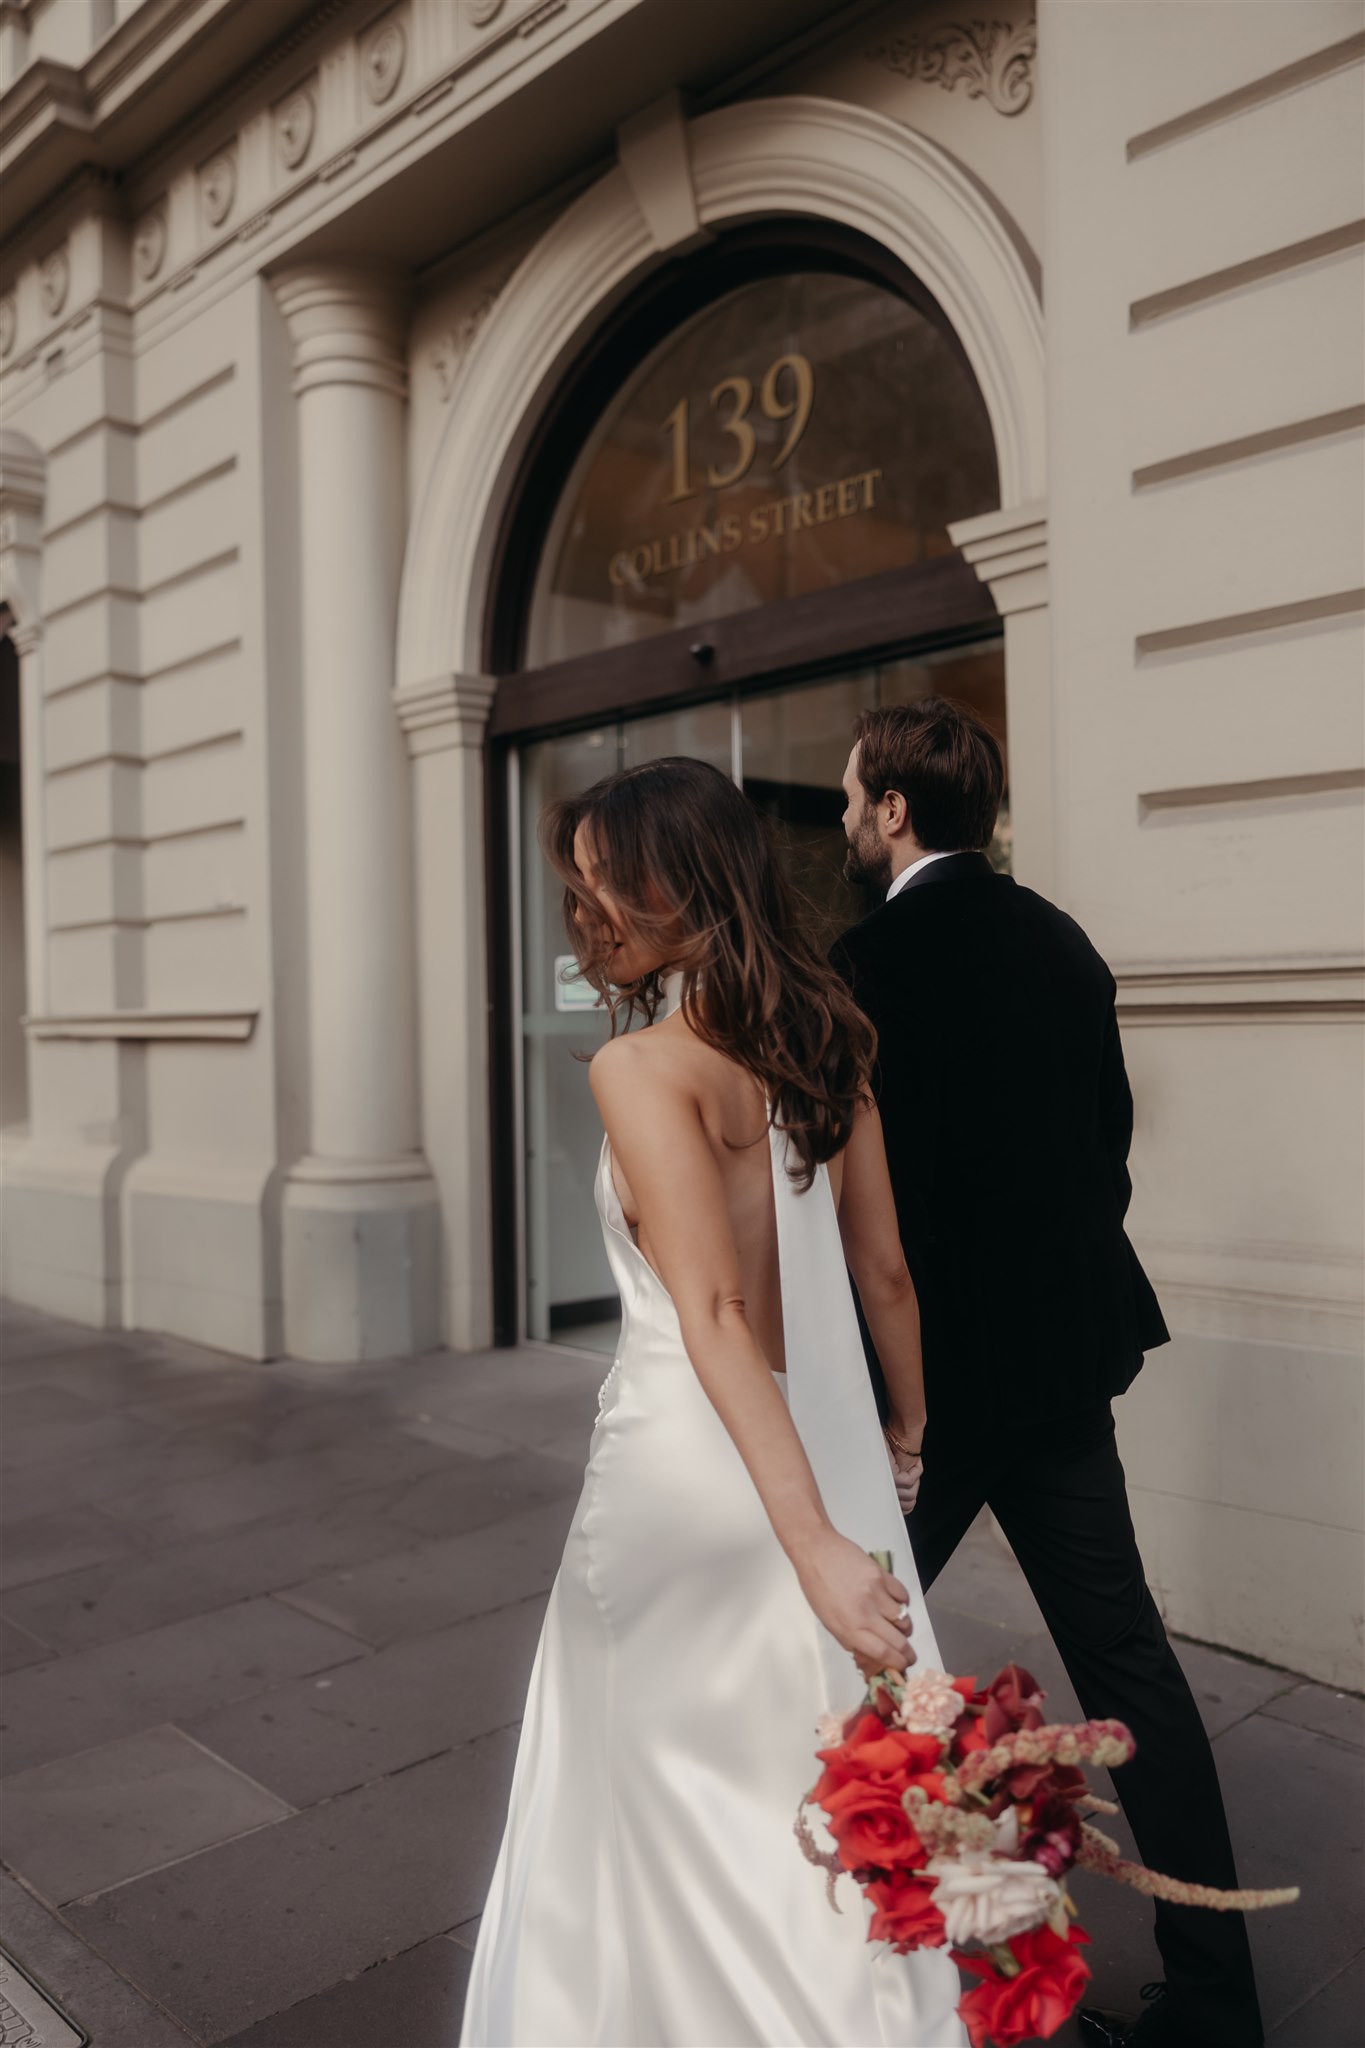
[362,15,406,103]
[133,205,168,281]
[867,18,1037,116]
[431,274,511,400]
[277,86,317,170]
[39,247,69,316]
[201,149,238,226]
[0,295,15,358]
[464,0,505,22]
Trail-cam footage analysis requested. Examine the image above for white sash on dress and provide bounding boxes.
[768,1120,944,1705]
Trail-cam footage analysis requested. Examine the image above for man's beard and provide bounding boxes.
[842,812,893,891]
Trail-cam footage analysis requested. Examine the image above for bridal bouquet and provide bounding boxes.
[796,1646,1297,2048]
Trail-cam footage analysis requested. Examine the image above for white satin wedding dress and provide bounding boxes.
[460,1111,966,2048]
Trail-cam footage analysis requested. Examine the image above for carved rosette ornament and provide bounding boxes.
[0,295,15,358]
[39,247,70,316]
[277,87,317,170]
[134,205,168,282]
[868,18,1037,116]
[362,17,406,104]
[201,150,238,227]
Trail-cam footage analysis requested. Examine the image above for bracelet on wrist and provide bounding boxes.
[882,1423,924,1461]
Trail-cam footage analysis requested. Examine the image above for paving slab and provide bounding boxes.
[275,1494,576,1647]
[1267,1951,1365,2047]
[93,1432,469,1540]
[1260,1680,1365,1749]
[0,1501,145,1594]
[64,1727,519,2043]
[0,1488,424,1653]
[2,1383,111,1426]
[379,1444,581,1540]
[182,1591,548,1806]
[0,1596,364,1777]
[1211,1710,1362,2033]
[0,1869,193,2048]
[0,1406,164,1472]
[0,1614,54,1674]
[216,1936,473,2048]
[2,1724,293,1904]
[0,1423,262,1527]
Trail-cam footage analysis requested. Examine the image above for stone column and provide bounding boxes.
[395,673,497,1351]
[273,265,440,1362]
[949,499,1054,897]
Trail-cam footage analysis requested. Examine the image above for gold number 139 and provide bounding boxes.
[662,353,815,504]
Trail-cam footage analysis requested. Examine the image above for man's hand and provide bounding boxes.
[885,1435,924,1514]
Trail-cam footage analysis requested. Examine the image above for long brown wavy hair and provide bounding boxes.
[541,756,875,1188]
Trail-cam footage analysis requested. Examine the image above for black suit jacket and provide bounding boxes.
[830,853,1168,1428]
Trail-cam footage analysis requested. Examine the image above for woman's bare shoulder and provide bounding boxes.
[589,1017,747,1119]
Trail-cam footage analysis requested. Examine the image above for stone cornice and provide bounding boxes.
[394,673,498,755]
[949,498,1047,614]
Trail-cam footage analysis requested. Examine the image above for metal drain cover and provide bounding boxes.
[0,1950,88,2048]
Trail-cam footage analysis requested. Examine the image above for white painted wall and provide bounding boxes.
[1041,0,1365,1688]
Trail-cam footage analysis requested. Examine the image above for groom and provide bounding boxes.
[830,698,1262,2048]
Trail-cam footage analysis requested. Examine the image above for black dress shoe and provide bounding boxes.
[1078,1982,1237,2048]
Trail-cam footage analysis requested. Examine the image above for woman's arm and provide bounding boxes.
[590,1036,912,1673]
[835,1099,927,1499]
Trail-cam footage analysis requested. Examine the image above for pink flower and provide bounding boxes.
[896,1669,967,1735]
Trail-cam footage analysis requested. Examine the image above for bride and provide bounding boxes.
[461,757,965,2048]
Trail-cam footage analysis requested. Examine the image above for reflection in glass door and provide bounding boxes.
[516,641,1006,1351]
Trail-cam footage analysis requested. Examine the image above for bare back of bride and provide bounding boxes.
[459,757,965,2048]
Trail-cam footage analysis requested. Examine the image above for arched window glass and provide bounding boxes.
[525,270,999,665]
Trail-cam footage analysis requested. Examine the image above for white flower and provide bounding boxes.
[926,1852,1061,1948]
[895,1669,965,1734]
[815,1713,848,1747]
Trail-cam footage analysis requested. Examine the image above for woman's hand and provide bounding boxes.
[885,1435,924,1514]
[792,1528,915,1676]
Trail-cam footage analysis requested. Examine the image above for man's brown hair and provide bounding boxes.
[853,696,1004,852]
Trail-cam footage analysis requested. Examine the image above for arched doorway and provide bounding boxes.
[486,228,1006,1347]
[396,96,1046,1354]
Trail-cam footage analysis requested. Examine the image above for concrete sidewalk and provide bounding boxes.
[1,1297,1359,2047]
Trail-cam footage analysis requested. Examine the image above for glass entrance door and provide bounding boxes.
[515,641,1006,1351]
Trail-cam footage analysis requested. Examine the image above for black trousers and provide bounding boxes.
[909,1403,1263,2048]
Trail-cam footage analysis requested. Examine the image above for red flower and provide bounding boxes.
[813,1715,945,1803]
[866,1868,948,1952]
[982,1665,1047,1744]
[820,1780,927,1873]
[1000,1761,1087,1807]
[1020,1794,1083,1877]
[953,1720,991,1760]
[956,1924,1091,2047]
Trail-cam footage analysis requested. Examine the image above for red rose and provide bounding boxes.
[1020,1794,1083,1877]
[820,1780,928,1873]
[866,1869,948,1952]
[956,1924,1091,2048]
[813,1715,945,1804]
[982,1665,1047,1744]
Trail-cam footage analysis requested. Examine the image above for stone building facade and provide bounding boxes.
[1,0,1361,1687]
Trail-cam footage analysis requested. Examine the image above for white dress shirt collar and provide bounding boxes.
[885,850,961,903]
